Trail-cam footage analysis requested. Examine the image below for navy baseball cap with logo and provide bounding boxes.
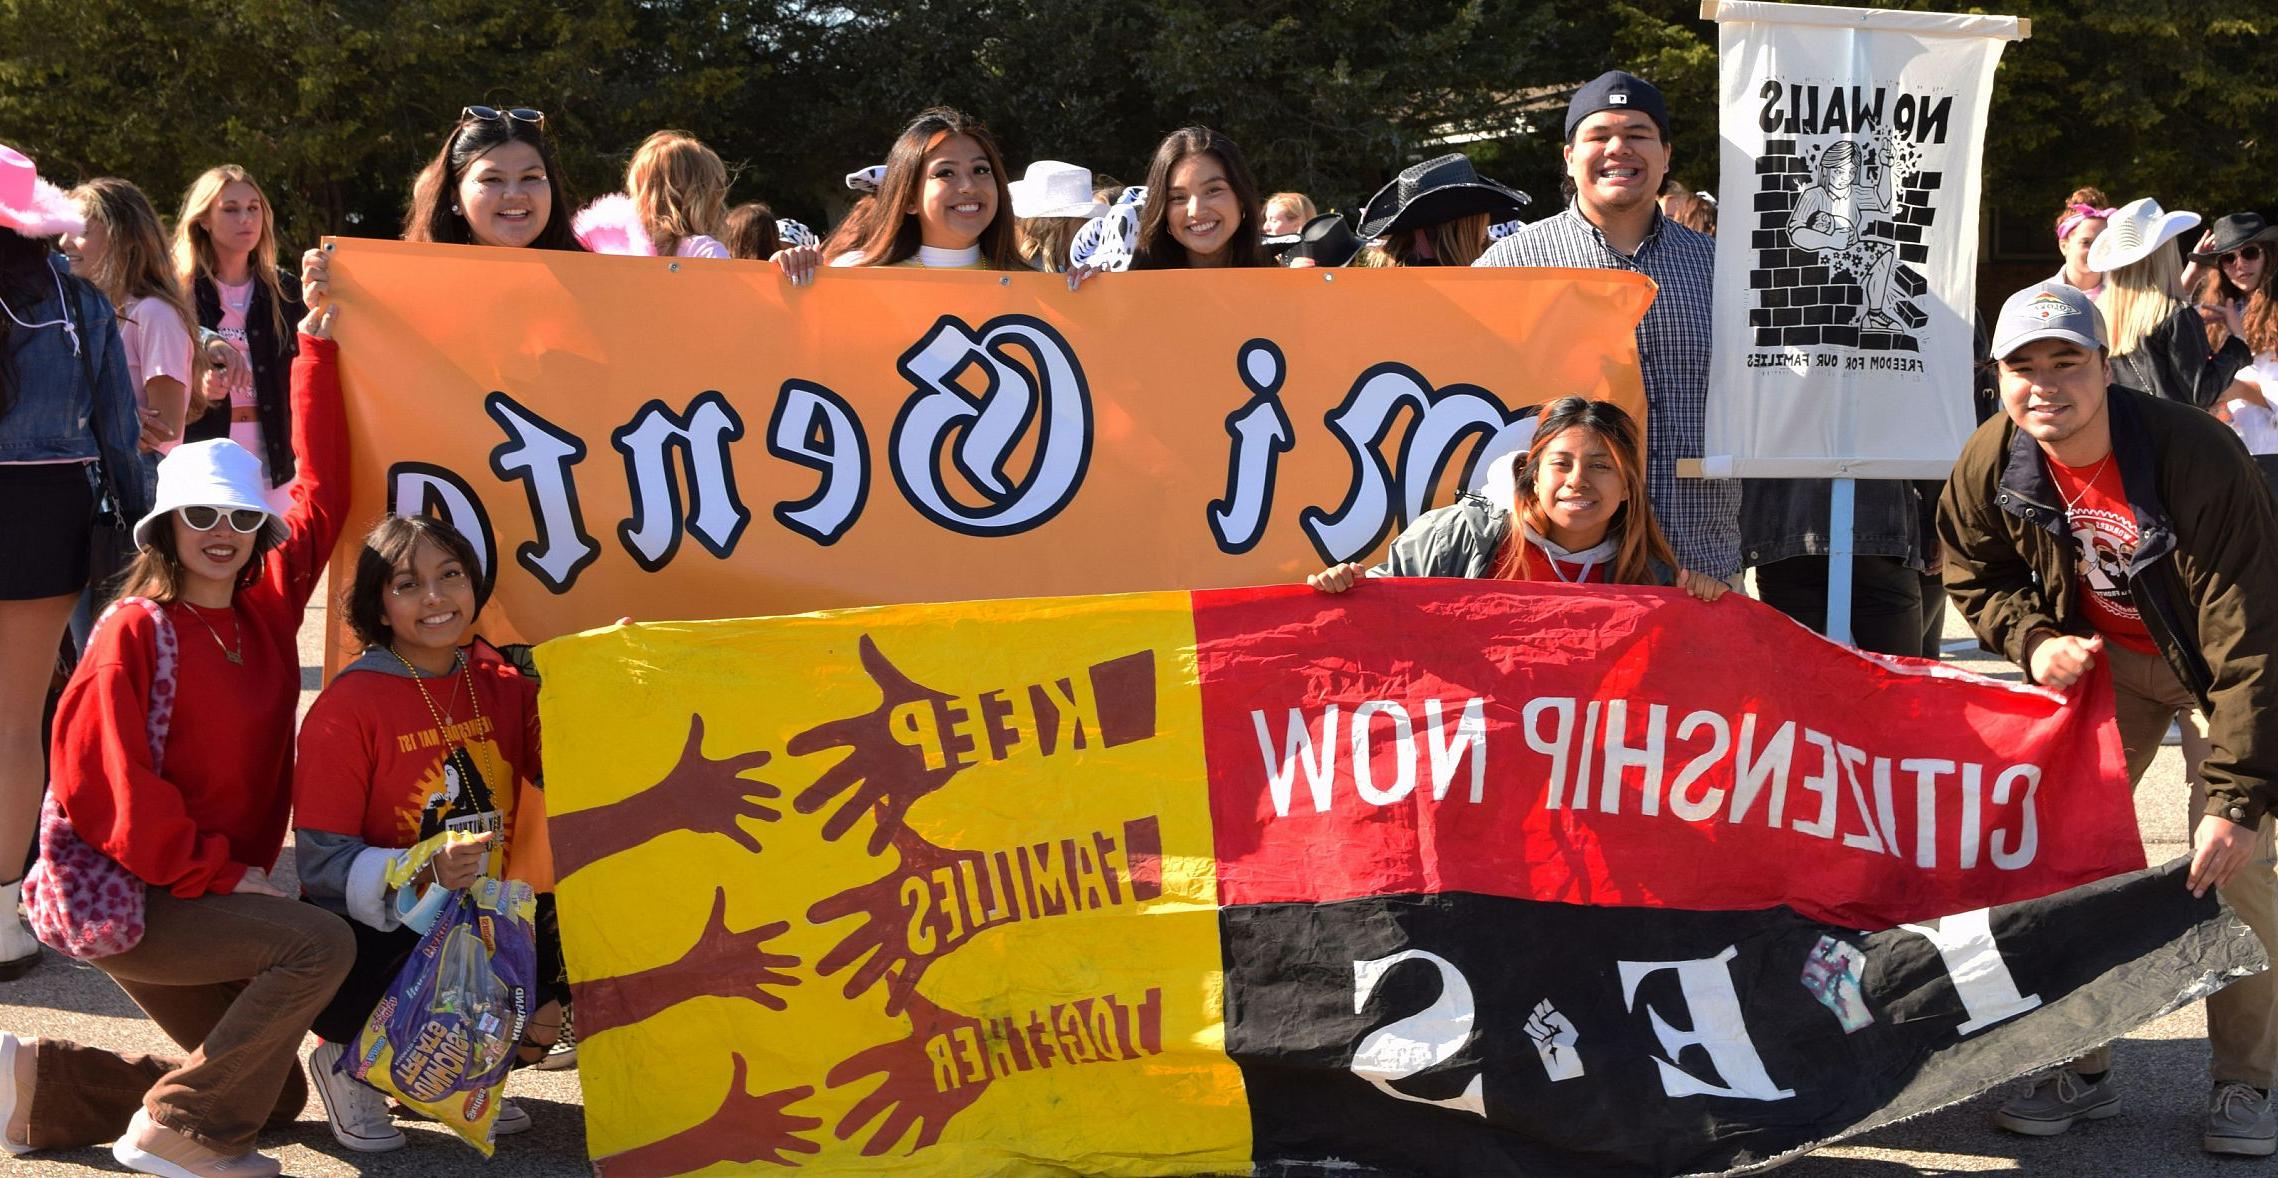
[1565,70,1670,141]
[1991,281,2108,360]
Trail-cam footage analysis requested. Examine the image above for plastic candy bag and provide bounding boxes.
[342,867,539,1155]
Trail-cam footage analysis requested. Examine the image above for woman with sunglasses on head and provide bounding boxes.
[2,298,354,1176]
[408,105,585,252]
[830,108,1022,271]
[0,146,153,981]
[303,105,585,312]
[173,167,303,505]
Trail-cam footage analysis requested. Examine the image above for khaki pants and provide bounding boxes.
[25,888,353,1154]
[2073,642,2278,1088]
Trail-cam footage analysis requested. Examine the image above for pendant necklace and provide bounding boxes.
[182,603,244,665]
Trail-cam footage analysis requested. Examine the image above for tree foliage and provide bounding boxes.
[2,0,2268,259]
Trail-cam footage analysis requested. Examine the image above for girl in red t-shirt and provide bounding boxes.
[291,514,566,1154]
[1308,396,1730,599]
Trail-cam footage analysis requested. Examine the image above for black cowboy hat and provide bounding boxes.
[2191,212,2278,261]
[1356,153,1531,241]
[1281,213,1363,268]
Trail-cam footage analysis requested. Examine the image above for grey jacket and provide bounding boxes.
[1371,494,1677,586]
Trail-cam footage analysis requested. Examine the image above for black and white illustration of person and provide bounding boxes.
[1785,140,1903,330]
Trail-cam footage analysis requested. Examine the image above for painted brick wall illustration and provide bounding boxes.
[1748,139,1930,352]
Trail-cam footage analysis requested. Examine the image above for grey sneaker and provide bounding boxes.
[308,1041,405,1153]
[2205,1081,2277,1156]
[1990,1068,2120,1136]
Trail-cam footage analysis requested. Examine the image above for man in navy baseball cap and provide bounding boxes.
[1564,70,1671,142]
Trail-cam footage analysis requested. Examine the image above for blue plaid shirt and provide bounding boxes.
[1475,206,1741,577]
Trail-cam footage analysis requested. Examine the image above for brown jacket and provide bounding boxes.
[1938,384,2278,824]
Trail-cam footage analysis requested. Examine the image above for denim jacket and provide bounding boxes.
[0,254,153,515]
[1740,477,1925,570]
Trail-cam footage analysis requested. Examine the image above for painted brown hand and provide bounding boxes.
[808,830,995,1015]
[790,636,963,855]
[827,992,990,1157]
[596,1056,819,1175]
[553,714,782,881]
[572,887,801,1034]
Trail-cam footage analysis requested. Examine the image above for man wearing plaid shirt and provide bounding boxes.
[1475,71,1741,580]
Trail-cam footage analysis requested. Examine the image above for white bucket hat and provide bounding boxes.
[1009,161,1107,220]
[0,144,85,238]
[133,440,287,552]
[2087,197,2201,274]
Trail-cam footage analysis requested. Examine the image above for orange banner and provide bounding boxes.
[326,240,1651,650]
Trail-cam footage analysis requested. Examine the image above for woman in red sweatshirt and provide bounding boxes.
[2,301,354,1178]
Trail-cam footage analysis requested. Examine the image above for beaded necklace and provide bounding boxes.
[390,645,493,794]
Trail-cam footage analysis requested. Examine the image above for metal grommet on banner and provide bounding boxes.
[999,276,1010,286]
[1323,273,1335,283]
[669,262,681,273]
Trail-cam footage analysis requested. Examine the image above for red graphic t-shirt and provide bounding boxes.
[294,647,541,873]
[2045,453,2158,655]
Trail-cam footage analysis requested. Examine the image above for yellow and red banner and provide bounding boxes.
[534,581,2181,1177]
[325,240,1653,654]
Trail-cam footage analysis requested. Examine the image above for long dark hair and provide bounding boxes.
[2196,236,2278,357]
[1492,396,1677,586]
[844,108,1021,269]
[0,228,56,418]
[723,201,782,260]
[346,515,493,649]
[1133,127,1269,269]
[404,112,585,250]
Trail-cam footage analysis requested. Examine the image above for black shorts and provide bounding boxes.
[0,463,94,601]
[310,894,571,1046]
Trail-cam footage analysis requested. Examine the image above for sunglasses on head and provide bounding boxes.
[178,506,268,534]
[460,105,545,130]
[2222,244,2264,266]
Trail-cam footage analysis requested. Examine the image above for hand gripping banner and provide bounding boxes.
[324,241,1651,657]
[536,583,2258,1176]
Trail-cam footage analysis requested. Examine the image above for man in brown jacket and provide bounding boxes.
[1941,280,2278,1155]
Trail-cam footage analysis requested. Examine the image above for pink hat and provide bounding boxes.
[0,145,85,237]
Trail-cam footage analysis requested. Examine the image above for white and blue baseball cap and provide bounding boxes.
[1990,281,2108,361]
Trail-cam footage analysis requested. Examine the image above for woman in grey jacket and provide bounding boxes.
[1308,396,1728,601]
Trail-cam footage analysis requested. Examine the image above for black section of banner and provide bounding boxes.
[1222,861,2262,1177]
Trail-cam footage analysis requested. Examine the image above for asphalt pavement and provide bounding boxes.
[0,589,2239,1176]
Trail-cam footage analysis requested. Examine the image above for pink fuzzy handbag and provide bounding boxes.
[22,597,177,959]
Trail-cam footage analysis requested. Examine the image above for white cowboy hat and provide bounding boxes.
[2087,197,2201,274]
[133,440,287,552]
[1009,161,1107,221]
[0,145,85,238]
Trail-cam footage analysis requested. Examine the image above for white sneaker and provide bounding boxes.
[307,1042,404,1153]
[0,884,40,980]
[493,1099,531,1136]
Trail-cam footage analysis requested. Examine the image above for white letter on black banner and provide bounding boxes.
[1897,909,2042,1035]
[1619,946,1796,1102]
[1350,950,1487,1116]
